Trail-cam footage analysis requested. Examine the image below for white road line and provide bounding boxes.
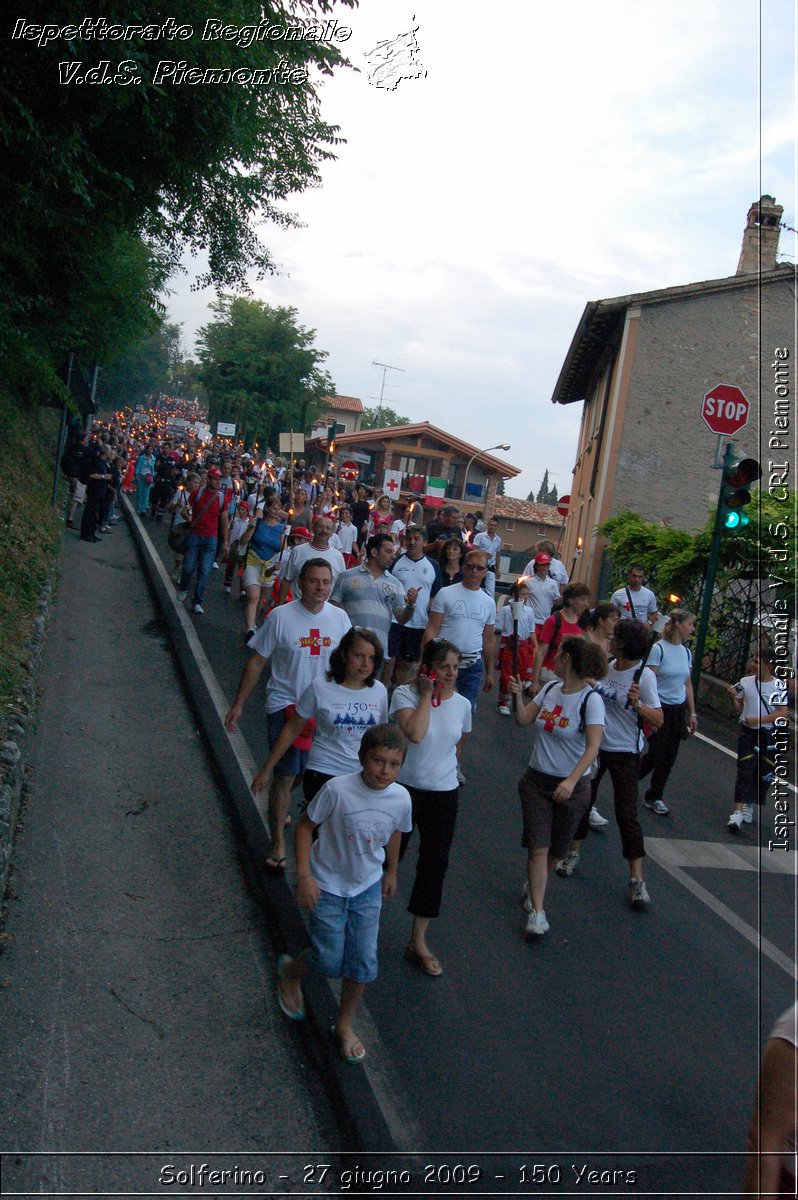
[645,845,796,980]
[694,730,798,795]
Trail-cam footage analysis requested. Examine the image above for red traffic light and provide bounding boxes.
[725,458,761,488]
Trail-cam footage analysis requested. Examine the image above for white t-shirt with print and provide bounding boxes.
[736,674,788,726]
[295,677,389,776]
[389,685,472,791]
[307,771,413,897]
[529,682,605,777]
[647,639,692,704]
[248,600,351,713]
[594,663,660,753]
[611,585,658,622]
[390,553,438,629]
[429,583,495,661]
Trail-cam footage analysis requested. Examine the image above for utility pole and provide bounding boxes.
[371,360,405,423]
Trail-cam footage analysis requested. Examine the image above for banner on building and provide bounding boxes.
[425,476,447,506]
[382,469,403,497]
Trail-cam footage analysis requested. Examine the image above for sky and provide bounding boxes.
[165,0,797,503]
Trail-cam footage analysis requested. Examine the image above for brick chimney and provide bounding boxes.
[736,195,783,274]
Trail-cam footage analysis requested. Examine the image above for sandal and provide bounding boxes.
[265,856,286,874]
[404,943,443,977]
[276,955,304,1020]
[332,1027,366,1064]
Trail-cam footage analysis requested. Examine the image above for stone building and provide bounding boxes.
[552,196,795,596]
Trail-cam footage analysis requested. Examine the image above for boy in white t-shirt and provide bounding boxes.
[276,724,412,1064]
[726,645,788,831]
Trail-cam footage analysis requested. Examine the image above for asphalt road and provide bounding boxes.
[142,517,797,1196]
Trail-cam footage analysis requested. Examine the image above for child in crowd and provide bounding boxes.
[495,580,537,715]
[726,645,788,832]
[276,724,412,1064]
[335,504,361,568]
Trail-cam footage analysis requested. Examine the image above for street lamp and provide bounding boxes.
[461,442,511,502]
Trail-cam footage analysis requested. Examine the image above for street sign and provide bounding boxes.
[701,384,750,435]
[557,494,571,517]
[216,421,236,437]
[339,460,359,481]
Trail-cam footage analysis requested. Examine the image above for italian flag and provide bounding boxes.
[425,476,447,506]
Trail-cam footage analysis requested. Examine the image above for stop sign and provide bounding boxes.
[701,384,750,435]
[557,494,571,517]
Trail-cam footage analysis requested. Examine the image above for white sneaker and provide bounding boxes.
[192,602,204,614]
[176,589,187,602]
[629,878,651,908]
[498,704,511,716]
[525,909,549,937]
[742,803,754,824]
[588,806,609,828]
[520,881,533,913]
[643,797,670,815]
[556,850,580,877]
[212,561,219,570]
[223,584,232,594]
[727,810,743,832]
[456,765,466,785]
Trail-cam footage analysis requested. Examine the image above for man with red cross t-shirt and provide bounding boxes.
[225,559,351,870]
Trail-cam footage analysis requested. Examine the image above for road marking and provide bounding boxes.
[646,837,796,874]
[695,730,798,796]
[645,839,796,980]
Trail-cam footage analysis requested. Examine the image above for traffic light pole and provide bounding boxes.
[691,440,734,694]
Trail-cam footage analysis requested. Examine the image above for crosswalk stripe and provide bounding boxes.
[646,837,797,875]
[645,840,795,980]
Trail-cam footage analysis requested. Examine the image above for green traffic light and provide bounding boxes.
[724,511,741,530]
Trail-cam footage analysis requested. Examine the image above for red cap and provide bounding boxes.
[207,467,223,478]
[290,526,312,541]
[534,552,552,565]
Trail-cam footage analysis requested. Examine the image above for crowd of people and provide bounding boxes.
[62,409,788,1094]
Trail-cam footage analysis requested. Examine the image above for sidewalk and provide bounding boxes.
[0,516,340,1194]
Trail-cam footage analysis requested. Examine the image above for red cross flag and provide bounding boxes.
[382,470,402,495]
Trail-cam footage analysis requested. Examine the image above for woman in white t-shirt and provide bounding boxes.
[251,628,388,807]
[389,638,472,976]
[508,636,606,938]
[556,620,663,908]
[726,645,788,832]
[638,609,697,816]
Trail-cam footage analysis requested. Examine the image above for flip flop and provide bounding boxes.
[332,1027,366,1064]
[404,943,443,977]
[265,856,286,874]
[276,955,305,1020]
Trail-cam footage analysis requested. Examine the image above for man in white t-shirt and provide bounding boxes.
[277,515,346,603]
[387,524,438,684]
[423,548,495,718]
[225,558,351,869]
[610,565,659,625]
[524,553,562,632]
[473,517,502,599]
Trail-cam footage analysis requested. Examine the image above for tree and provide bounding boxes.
[360,406,411,430]
[496,478,506,497]
[96,322,183,409]
[196,296,334,446]
[1,2,354,400]
[531,470,559,505]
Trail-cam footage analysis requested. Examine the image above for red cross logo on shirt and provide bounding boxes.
[541,704,565,732]
[385,477,400,493]
[298,629,332,656]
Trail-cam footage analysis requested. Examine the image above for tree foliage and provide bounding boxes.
[96,322,184,409]
[196,295,334,446]
[360,406,411,431]
[1,2,354,399]
[598,491,797,601]
[528,469,558,504]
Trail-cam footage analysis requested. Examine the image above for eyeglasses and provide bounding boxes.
[464,563,487,571]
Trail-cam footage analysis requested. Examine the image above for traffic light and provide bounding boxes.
[720,454,761,531]
[327,423,336,454]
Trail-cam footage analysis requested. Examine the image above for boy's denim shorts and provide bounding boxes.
[266,708,310,778]
[308,880,382,984]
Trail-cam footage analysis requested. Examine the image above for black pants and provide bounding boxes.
[734,726,774,807]
[638,702,686,801]
[575,751,646,860]
[80,483,106,539]
[399,786,459,919]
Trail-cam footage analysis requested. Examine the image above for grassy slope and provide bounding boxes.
[0,393,64,713]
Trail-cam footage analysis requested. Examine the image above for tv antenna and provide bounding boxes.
[372,360,405,421]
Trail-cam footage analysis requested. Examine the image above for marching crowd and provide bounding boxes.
[62,412,788,1073]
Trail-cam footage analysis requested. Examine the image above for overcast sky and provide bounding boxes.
[165,0,796,502]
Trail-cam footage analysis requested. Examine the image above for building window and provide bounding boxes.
[505,520,515,532]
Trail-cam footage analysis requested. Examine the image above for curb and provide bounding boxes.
[122,495,399,1153]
